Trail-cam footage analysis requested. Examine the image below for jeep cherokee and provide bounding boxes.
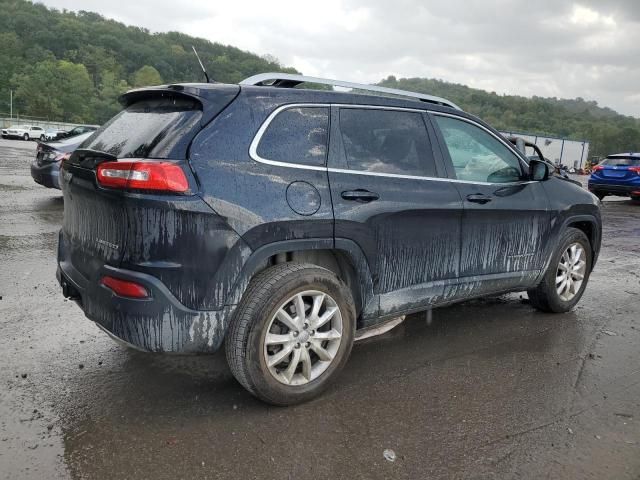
[57,73,602,405]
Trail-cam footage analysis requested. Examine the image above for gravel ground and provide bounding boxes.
[0,138,638,479]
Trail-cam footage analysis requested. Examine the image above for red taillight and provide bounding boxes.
[96,160,189,192]
[101,276,149,299]
[592,165,604,171]
[629,166,640,174]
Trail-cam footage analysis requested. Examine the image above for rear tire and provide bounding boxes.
[23,133,29,141]
[528,228,592,313]
[225,263,355,406]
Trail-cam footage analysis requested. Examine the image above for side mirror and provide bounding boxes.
[529,159,550,181]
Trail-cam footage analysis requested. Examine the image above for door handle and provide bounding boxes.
[466,193,492,204]
[341,189,380,203]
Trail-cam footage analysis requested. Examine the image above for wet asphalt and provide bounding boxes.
[0,137,638,479]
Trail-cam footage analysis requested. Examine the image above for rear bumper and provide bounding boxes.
[31,161,60,189]
[57,232,235,353]
[587,181,640,197]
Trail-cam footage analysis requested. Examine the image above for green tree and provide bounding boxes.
[0,32,23,111]
[132,65,163,87]
[0,0,296,121]
[90,70,130,123]
[56,60,93,121]
[12,59,93,122]
[11,60,63,119]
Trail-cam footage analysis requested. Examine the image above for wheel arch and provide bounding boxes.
[563,215,601,270]
[225,238,376,323]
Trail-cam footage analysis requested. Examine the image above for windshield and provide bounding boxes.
[601,157,640,167]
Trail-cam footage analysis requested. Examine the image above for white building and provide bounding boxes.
[501,130,590,169]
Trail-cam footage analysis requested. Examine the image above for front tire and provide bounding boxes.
[528,228,592,313]
[23,133,29,141]
[225,263,355,405]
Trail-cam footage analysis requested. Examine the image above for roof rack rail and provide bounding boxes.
[240,73,461,110]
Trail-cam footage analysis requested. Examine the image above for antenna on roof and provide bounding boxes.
[191,46,211,83]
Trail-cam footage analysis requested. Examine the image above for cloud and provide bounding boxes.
[39,0,640,116]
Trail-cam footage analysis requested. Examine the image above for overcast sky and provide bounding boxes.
[39,0,640,117]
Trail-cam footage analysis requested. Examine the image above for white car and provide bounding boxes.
[2,125,46,141]
[44,129,67,141]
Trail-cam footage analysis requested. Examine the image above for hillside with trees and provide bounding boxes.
[0,0,296,123]
[1,0,639,157]
[378,77,640,157]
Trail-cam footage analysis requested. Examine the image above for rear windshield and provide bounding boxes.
[601,157,640,167]
[81,96,202,159]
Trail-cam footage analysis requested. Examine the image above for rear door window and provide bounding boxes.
[82,96,203,159]
[256,107,329,166]
[338,108,436,177]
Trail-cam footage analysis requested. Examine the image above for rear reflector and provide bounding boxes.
[101,276,149,299]
[96,160,189,192]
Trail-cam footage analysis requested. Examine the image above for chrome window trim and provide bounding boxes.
[326,167,496,185]
[248,103,330,172]
[249,103,529,187]
[333,103,427,114]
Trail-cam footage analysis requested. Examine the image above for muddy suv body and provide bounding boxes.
[58,74,601,404]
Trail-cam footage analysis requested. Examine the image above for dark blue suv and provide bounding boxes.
[588,153,640,201]
[57,73,602,405]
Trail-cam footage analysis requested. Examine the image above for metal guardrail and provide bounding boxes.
[0,116,96,130]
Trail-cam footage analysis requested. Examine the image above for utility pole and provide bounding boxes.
[9,90,13,120]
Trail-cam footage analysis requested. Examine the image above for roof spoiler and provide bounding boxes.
[118,84,240,125]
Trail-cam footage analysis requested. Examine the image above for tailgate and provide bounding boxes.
[61,165,127,280]
[59,85,239,284]
[600,166,633,179]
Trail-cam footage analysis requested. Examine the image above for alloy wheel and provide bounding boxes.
[263,290,343,386]
[556,243,587,301]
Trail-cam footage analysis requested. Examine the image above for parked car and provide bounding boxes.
[2,125,46,141]
[57,125,98,140]
[57,74,602,405]
[31,132,94,189]
[588,153,640,201]
[44,129,66,141]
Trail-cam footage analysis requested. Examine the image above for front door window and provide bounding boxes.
[434,116,523,183]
